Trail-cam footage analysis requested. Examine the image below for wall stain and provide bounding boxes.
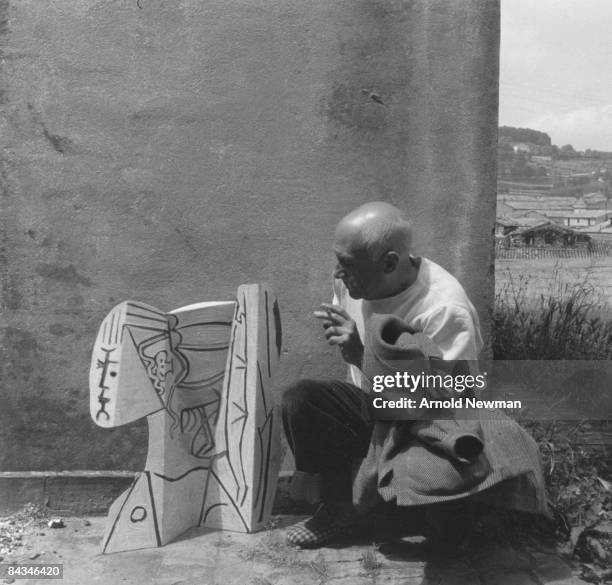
[2,327,39,355]
[35,263,92,287]
[26,103,79,155]
[49,323,74,337]
[321,82,389,133]
[42,125,78,155]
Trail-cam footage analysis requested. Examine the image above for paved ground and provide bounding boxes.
[0,514,589,585]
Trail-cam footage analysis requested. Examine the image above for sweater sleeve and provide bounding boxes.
[420,304,482,360]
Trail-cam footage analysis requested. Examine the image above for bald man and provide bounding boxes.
[282,202,483,548]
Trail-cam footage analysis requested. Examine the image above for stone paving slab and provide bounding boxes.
[0,516,590,585]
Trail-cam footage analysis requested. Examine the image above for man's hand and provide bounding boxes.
[313,303,363,367]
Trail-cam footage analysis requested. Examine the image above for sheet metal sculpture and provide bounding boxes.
[89,285,282,553]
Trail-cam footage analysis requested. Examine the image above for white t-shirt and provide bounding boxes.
[332,257,484,387]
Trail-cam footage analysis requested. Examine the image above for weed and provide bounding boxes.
[492,265,612,360]
[359,544,382,573]
[522,421,612,536]
[308,552,329,580]
[492,268,612,566]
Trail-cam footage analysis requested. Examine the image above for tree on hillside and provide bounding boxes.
[558,144,577,160]
[498,126,552,147]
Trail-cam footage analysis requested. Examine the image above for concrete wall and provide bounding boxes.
[0,0,499,470]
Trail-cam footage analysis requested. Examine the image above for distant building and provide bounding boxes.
[567,173,592,186]
[502,222,592,249]
[495,215,549,238]
[576,218,612,241]
[531,155,552,163]
[496,194,575,215]
[582,192,608,209]
[512,142,531,154]
[545,209,612,228]
[495,217,520,237]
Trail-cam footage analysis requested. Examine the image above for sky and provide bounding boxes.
[500,0,612,151]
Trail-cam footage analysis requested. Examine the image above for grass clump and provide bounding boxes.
[492,268,612,573]
[359,545,382,573]
[492,269,612,360]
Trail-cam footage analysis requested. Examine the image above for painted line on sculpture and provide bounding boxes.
[273,299,282,357]
[255,429,265,511]
[198,461,214,526]
[209,390,221,425]
[256,361,274,522]
[128,328,167,411]
[193,435,214,458]
[265,290,271,377]
[178,321,233,328]
[126,312,168,325]
[95,347,118,421]
[109,312,116,345]
[163,328,192,435]
[237,292,249,507]
[102,476,139,553]
[176,343,230,351]
[222,291,249,509]
[183,406,216,459]
[201,502,228,524]
[180,406,201,432]
[196,451,234,527]
[254,362,270,510]
[126,324,170,334]
[114,320,121,344]
[257,413,274,523]
[144,471,161,547]
[209,469,249,532]
[202,395,220,407]
[230,400,247,425]
[222,299,242,502]
[153,466,210,483]
[254,379,267,512]
[179,370,224,387]
[129,302,166,317]
[257,361,268,414]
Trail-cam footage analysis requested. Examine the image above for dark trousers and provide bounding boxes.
[281,378,374,501]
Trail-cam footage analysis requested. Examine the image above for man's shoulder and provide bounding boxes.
[416,258,478,318]
[420,258,467,295]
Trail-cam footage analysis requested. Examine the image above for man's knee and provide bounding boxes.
[281,378,328,418]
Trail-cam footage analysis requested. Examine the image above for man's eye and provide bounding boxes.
[96,360,105,369]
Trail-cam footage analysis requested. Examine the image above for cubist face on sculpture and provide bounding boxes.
[89,302,174,428]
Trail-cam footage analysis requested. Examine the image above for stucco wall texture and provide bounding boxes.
[0,0,499,470]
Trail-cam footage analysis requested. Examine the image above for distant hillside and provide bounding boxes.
[499,126,551,147]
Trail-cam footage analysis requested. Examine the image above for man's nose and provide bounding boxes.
[333,264,345,279]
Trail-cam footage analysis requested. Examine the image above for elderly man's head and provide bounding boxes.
[333,202,414,300]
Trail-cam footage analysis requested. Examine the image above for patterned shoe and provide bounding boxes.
[286,502,355,548]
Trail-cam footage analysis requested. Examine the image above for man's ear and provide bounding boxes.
[382,251,400,273]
